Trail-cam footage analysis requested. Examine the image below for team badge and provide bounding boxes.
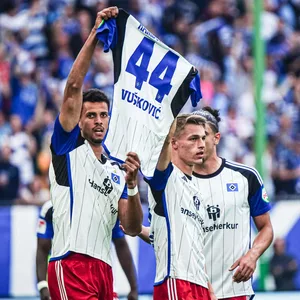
[111,173,120,184]
[226,183,238,192]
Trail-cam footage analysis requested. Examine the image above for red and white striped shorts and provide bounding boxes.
[48,253,113,300]
[153,278,211,300]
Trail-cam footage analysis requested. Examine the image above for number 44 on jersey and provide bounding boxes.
[125,37,179,103]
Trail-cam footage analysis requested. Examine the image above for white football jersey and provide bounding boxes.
[49,118,126,266]
[147,163,208,288]
[193,159,271,298]
[96,9,201,178]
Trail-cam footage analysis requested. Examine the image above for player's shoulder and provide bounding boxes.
[40,200,53,219]
[224,159,263,185]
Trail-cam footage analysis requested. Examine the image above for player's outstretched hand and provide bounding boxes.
[122,152,140,189]
[94,6,118,30]
[229,252,257,283]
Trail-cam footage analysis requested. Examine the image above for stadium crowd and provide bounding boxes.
[0,0,299,205]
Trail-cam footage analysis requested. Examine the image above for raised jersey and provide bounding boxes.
[96,9,201,178]
[49,117,127,266]
[146,163,208,287]
[193,158,271,298]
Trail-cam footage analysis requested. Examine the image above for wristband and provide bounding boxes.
[127,185,138,196]
[37,280,48,292]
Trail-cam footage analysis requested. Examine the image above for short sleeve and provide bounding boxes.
[96,19,118,52]
[249,184,271,217]
[145,163,174,191]
[37,206,54,239]
[112,219,125,239]
[51,116,80,155]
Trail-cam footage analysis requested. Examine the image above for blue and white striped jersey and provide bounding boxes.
[146,163,208,288]
[193,158,271,298]
[36,201,125,241]
[49,117,127,266]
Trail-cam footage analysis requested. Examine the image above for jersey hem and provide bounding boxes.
[49,251,72,261]
[69,248,112,266]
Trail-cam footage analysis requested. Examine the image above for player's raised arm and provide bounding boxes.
[119,152,143,236]
[156,119,177,171]
[59,7,118,132]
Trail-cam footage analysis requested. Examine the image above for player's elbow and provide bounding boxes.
[124,223,142,237]
[66,73,84,91]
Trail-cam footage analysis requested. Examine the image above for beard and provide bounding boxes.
[90,136,103,145]
[81,131,104,145]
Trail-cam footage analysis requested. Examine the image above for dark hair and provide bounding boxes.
[174,114,206,138]
[192,106,221,133]
[82,89,110,111]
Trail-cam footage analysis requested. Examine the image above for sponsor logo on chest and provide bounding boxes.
[204,204,238,233]
[89,176,113,196]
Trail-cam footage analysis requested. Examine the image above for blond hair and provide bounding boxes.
[174,114,206,138]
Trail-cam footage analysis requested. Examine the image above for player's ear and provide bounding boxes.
[171,137,178,150]
[214,133,221,145]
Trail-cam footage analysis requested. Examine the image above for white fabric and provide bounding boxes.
[193,162,263,298]
[50,140,126,266]
[148,165,208,287]
[103,12,199,178]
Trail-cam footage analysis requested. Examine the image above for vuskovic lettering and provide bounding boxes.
[121,88,161,119]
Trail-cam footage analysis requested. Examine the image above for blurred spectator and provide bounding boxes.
[17,174,49,205]
[0,44,11,112]
[0,111,11,148]
[3,115,36,186]
[69,8,92,58]
[270,237,298,291]
[0,0,298,203]
[0,144,20,205]
[20,0,49,62]
[10,50,39,126]
[273,133,300,195]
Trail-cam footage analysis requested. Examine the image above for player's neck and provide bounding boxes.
[90,143,104,160]
[194,155,222,175]
[172,157,193,176]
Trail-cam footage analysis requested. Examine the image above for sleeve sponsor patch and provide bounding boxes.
[37,218,46,234]
[262,187,269,203]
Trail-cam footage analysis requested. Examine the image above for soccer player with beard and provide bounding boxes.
[36,201,138,300]
[47,7,143,300]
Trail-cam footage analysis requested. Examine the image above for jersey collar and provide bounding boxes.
[193,157,225,179]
